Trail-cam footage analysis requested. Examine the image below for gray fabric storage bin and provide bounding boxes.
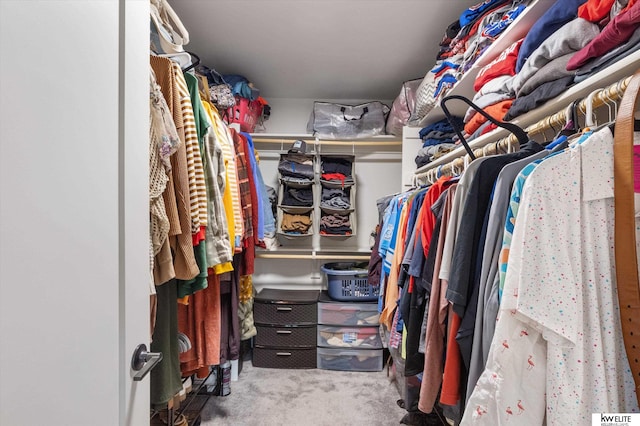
[307,101,390,139]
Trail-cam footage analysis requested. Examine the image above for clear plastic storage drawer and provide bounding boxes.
[317,325,382,349]
[316,347,383,372]
[317,301,380,326]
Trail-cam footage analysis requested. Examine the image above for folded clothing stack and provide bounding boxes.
[278,153,314,183]
[462,39,521,138]
[320,213,352,236]
[321,187,351,210]
[415,144,458,169]
[511,0,640,112]
[321,157,353,185]
[410,0,528,124]
[415,117,463,168]
[504,15,600,120]
[281,185,313,207]
[280,212,312,234]
[470,0,640,123]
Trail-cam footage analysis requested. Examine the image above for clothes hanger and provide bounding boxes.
[555,101,580,138]
[585,87,622,134]
[182,51,200,73]
[541,116,556,142]
[440,95,530,161]
[583,88,601,131]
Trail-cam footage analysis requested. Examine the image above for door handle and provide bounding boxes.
[131,343,163,381]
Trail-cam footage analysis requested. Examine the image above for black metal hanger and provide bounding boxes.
[440,95,529,161]
[182,51,200,73]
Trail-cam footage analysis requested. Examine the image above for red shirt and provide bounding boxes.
[474,39,522,92]
[568,0,640,70]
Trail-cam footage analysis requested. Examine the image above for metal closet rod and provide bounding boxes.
[415,76,632,184]
[256,253,371,260]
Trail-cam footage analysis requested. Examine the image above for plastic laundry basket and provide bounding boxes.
[320,262,379,302]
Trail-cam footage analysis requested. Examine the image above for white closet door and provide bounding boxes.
[0,1,150,425]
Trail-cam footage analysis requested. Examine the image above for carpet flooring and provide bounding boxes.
[199,361,405,426]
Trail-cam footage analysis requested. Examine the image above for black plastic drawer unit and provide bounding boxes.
[253,289,319,369]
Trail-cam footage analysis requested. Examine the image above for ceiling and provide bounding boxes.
[171,0,479,101]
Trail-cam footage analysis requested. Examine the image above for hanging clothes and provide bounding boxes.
[418,185,458,413]
[150,55,199,282]
[465,148,549,398]
[149,70,179,288]
[462,128,640,425]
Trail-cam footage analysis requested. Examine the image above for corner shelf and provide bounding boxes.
[416,0,553,126]
[412,47,640,176]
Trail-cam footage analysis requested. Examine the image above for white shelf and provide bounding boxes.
[251,133,401,143]
[256,248,371,260]
[417,0,553,127]
[413,47,640,176]
[251,133,402,153]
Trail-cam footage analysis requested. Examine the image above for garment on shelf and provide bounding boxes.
[280,212,312,234]
[320,187,351,210]
[578,0,616,21]
[282,186,314,207]
[319,213,352,235]
[517,53,573,97]
[321,157,353,176]
[419,116,463,146]
[459,0,511,27]
[504,75,575,120]
[567,0,640,70]
[513,17,600,96]
[515,0,586,72]
[574,25,640,82]
[474,40,521,93]
[481,3,526,38]
[415,143,457,168]
[464,99,514,135]
[460,4,511,72]
[278,157,315,180]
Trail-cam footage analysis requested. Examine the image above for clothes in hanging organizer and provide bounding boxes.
[276,151,315,237]
[319,213,352,236]
[319,155,357,237]
[277,153,315,182]
[281,185,314,207]
[280,212,313,234]
[320,187,351,210]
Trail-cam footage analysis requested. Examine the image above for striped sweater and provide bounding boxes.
[172,63,208,232]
